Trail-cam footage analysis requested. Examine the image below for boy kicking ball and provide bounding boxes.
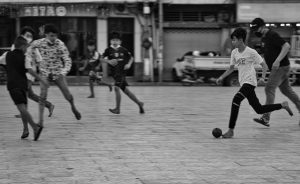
[2,36,48,140]
[216,28,293,138]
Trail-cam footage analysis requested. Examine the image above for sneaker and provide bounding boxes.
[281,101,293,116]
[48,104,55,117]
[109,108,120,114]
[87,95,95,98]
[72,108,81,120]
[34,125,43,141]
[21,131,29,139]
[139,102,145,114]
[108,85,113,92]
[253,118,270,127]
[222,129,234,139]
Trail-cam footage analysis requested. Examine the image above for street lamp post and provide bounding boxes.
[157,0,163,82]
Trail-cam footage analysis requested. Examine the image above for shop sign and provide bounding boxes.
[23,6,67,17]
[237,3,300,22]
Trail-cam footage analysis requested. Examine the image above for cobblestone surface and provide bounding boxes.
[0,85,300,184]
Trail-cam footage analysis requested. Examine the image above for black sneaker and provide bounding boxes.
[253,118,270,127]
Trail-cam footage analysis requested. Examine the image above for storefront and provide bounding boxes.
[162,1,235,80]
[0,1,156,80]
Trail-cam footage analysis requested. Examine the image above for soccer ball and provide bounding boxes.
[212,128,222,138]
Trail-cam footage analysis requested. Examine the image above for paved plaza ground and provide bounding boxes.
[0,85,300,184]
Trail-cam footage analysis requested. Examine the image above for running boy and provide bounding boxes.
[26,24,81,126]
[216,28,293,138]
[4,36,47,140]
[79,39,112,98]
[102,32,144,114]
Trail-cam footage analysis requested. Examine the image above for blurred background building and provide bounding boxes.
[0,0,300,81]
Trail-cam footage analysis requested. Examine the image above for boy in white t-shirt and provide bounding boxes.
[216,28,293,138]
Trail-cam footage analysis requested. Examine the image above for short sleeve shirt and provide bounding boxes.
[6,49,30,90]
[262,30,290,70]
[230,47,263,86]
[102,46,132,77]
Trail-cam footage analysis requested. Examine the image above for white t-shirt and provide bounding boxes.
[230,46,263,87]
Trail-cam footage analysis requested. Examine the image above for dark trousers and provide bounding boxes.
[229,83,282,129]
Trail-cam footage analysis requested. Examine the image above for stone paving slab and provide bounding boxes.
[0,86,300,184]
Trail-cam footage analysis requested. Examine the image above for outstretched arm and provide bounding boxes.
[216,65,235,84]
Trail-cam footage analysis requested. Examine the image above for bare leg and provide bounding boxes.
[55,75,81,120]
[123,88,144,114]
[28,80,55,117]
[39,78,49,127]
[88,80,95,98]
[19,104,29,138]
[109,86,121,114]
[98,80,113,92]
[17,104,43,141]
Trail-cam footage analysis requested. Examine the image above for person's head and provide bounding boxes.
[192,50,200,56]
[44,24,59,43]
[14,36,29,52]
[110,32,121,47]
[20,26,35,43]
[250,18,266,37]
[87,40,96,52]
[231,27,247,48]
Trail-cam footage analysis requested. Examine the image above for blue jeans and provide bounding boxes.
[263,66,300,120]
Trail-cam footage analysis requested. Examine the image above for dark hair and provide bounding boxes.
[231,27,247,42]
[87,39,96,46]
[14,36,28,49]
[20,26,35,36]
[250,18,265,31]
[44,24,59,34]
[110,32,121,40]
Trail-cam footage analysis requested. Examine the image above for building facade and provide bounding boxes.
[0,0,155,80]
[1,0,300,81]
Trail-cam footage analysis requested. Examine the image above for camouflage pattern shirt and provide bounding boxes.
[26,38,72,80]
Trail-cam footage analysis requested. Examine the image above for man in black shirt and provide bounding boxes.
[251,18,300,126]
[4,36,48,140]
[102,32,144,114]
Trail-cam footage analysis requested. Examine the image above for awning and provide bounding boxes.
[163,0,234,4]
[0,0,233,4]
[0,0,156,4]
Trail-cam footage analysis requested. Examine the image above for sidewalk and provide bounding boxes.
[0,86,300,184]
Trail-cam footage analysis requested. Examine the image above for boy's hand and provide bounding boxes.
[216,77,223,85]
[272,60,280,70]
[79,67,85,71]
[95,66,100,71]
[124,63,131,70]
[109,59,118,66]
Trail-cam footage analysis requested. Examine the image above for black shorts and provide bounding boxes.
[9,88,28,105]
[114,75,128,90]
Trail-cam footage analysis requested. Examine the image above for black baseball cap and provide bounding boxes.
[250,18,265,31]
